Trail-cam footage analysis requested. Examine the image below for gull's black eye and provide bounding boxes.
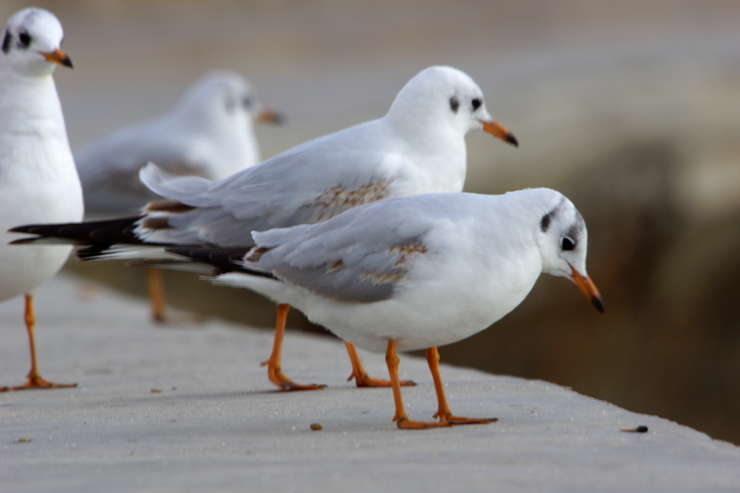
[242,96,252,109]
[471,98,482,111]
[561,236,576,251]
[18,31,31,48]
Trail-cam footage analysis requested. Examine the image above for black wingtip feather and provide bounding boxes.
[9,216,145,245]
[76,244,114,261]
[166,247,278,279]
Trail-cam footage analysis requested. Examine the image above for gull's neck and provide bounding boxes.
[0,62,67,139]
[382,111,468,193]
[384,101,464,149]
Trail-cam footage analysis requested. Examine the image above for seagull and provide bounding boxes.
[75,70,283,214]
[10,65,518,392]
[167,189,605,429]
[74,70,283,323]
[0,8,83,391]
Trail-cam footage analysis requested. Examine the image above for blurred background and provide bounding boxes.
[2,0,739,443]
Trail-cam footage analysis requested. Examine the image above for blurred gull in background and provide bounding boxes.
[76,70,283,214]
[74,70,283,322]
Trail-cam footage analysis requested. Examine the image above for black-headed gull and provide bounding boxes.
[11,66,518,392]
[168,189,604,429]
[74,70,282,322]
[0,8,83,391]
[76,70,283,214]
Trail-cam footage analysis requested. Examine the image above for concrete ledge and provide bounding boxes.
[2,275,738,492]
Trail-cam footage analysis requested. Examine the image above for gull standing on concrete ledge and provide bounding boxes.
[11,66,518,391]
[0,8,83,391]
[168,189,604,429]
[74,70,283,323]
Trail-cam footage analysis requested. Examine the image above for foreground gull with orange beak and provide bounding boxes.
[1,7,83,391]
[165,188,603,429]
[570,267,605,313]
[11,66,518,393]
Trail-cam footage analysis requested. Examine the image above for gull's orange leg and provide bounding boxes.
[147,268,167,324]
[345,341,416,388]
[426,346,496,425]
[146,269,203,326]
[385,340,452,429]
[261,303,327,391]
[1,294,77,392]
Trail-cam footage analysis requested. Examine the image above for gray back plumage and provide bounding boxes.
[249,196,439,303]
[141,119,408,247]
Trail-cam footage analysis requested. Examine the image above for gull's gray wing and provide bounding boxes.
[141,119,413,247]
[247,196,439,303]
[75,118,211,214]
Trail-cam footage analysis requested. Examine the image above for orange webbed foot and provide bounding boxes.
[396,417,454,429]
[1,376,77,392]
[261,359,327,391]
[348,370,416,388]
[436,413,497,426]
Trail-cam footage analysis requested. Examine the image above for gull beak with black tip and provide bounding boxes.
[569,265,605,313]
[480,119,518,147]
[257,109,284,125]
[41,48,73,68]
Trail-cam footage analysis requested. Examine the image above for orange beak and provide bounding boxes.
[480,119,518,147]
[257,109,284,125]
[569,265,604,313]
[41,48,73,68]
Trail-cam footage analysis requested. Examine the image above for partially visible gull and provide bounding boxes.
[74,70,282,322]
[0,7,83,391]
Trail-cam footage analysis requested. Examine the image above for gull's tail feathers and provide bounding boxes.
[9,216,173,261]
[10,216,143,245]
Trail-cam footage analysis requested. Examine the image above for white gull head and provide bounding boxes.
[2,8,71,77]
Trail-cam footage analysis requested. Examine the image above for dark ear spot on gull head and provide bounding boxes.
[540,198,568,233]
[449,96,459,113]
[540,211,552,232]
[2,30,11,53]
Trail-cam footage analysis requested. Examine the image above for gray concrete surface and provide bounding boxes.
[1,274,739,492]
